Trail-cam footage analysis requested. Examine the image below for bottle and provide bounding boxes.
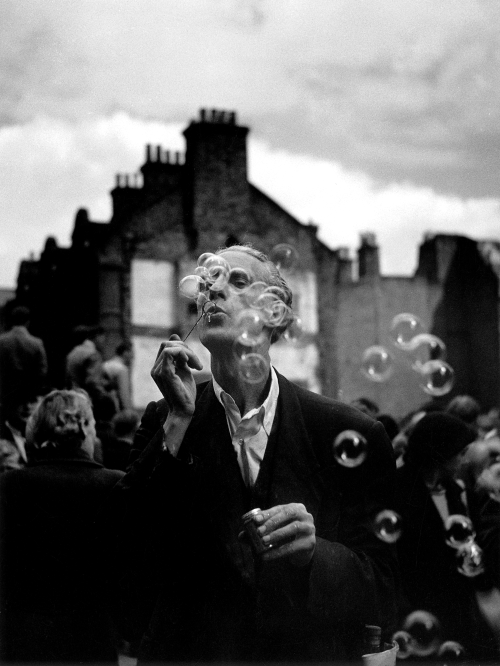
[362,625,381,655]
[241,508,272,555]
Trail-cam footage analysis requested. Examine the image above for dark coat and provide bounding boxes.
[394,462,496,659]
[0,450,124,663]
[0,325,47,424]
[113,372,398,662]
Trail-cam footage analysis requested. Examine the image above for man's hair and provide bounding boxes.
[116,340,132,356]
[26,389,94,452]
[112,409,139,438]
[72,324,104,346]
[446,395,481,425]
[11,306,30,327]
[216,243,293,343]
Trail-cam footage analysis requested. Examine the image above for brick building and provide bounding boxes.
[15,109,500,417]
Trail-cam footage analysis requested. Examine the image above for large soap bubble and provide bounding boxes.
[283,315,304,345]
[444,515,475,549]
[373,510,402,543]
[418,360,455,396]
[179,275,204,300]
[270,243,298,271]
[408,333,446,370]
[203,255,231,292]
[238,353,269,384]
[242,281,268,308]
[402,610,441,658]
[361,346,394,382]
[333,430,368,468]
[389,314,425,350]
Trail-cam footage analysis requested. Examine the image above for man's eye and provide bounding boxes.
[229,269,251,289]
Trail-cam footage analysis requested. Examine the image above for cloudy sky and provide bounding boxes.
[1,0,500,287]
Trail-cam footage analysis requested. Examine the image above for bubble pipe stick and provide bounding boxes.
[182,300,218,342]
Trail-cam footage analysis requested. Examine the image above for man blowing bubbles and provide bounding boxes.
[115,244,398,663]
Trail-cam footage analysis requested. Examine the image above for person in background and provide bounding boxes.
[377,413,399,443]
[103,409,139,472]
[0,389,124,664]
[394,412,497,659]
[66,324,117,439]
[66,324,105,391]
[104,340,134,411]
[350,396,379,419]
[111,244,398,663]
[0,305,47,436]
[446,394,481,432]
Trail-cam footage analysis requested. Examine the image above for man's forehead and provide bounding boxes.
[219,249,271,282]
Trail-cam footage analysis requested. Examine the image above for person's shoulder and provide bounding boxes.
[285,378,377,431]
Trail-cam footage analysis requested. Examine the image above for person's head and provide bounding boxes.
[116,340,133,365]
[112,409,139,440]
[10,306,30,328]
[351,397,379,418]
[460,435,500,489]
[446,395,481,426]
[198,244,293,352]
[25,389,96,457]
[405,411,477,481]
[377,413,399,441]
[72,324,105,348]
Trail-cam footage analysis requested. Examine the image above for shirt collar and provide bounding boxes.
[212,366,279,437]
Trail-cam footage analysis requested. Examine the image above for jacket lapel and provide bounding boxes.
[253,372,324,520]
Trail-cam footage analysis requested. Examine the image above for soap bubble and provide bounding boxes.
[238,353,269,384]
[361,346,394,382]
[194,265,209,280]
[204,255,230,292]
[235,309,264,337]
[233,333,268,360]
[270,243,298,271]
[391,630,413,660]
[389,314,425,350]
[373,510,403,543]
[333,430,368,468]
[418,360,455,397]
[437,641,466,661]
[179,275,204,300]
[283,315,304,344]
[243,281,268,308]
[408,334,446,370]
[445,515,475,549]
[197,252,215,267]
[255,291,290,328]
[402,610,441,657]
[456,541,485,577]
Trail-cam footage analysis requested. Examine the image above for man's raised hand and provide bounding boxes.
[151,334,203,418]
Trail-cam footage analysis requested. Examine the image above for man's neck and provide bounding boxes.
[211,355,272,415]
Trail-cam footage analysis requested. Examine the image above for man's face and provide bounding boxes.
[197,250,273,352]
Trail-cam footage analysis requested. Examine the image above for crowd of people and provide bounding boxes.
[0,247,499,664]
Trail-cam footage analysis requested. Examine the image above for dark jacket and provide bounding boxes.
[394,462,497,659]
[113,372,398,662]
[0,325,47,424]
[0,449,124,663]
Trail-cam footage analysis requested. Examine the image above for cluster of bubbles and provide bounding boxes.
[178,246,302,384]
[361,313,455,397]
[445,514,485,578]
[392,611,465,661]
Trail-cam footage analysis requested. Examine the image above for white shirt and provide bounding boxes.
[212,367,279,486]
